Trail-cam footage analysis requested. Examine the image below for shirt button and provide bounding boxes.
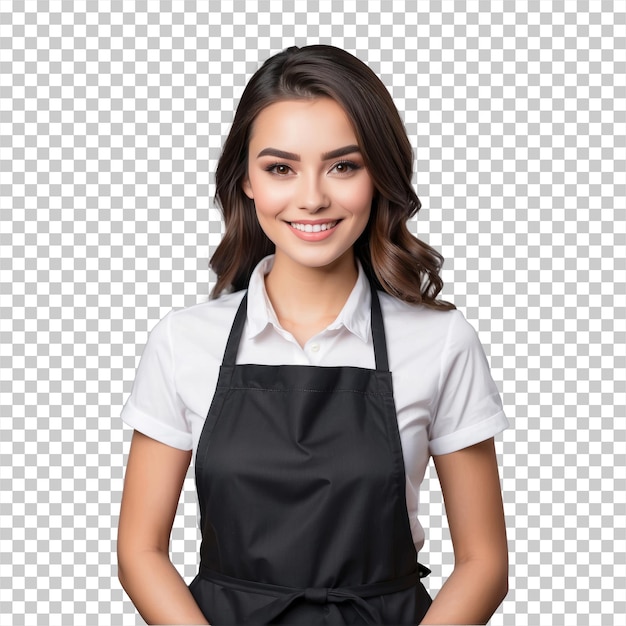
[310,343,320,353]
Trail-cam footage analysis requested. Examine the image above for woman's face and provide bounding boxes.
[243,98,375,273]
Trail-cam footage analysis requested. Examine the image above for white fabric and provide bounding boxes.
[121,255,509,552]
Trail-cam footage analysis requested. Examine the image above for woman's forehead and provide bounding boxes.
[248,98,359,154]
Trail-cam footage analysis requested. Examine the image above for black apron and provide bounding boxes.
[189,284,432,625]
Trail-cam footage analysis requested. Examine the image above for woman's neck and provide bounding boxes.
[264,252,359,347]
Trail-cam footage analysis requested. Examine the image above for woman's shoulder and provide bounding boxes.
[379,291,485,356]
[378,292,490,383]
[147,290,247,348]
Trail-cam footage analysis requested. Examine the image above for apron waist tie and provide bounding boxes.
[199,564,430,625]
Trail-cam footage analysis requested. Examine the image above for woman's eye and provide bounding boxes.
[332,161,360,174]
[266,163,291,176]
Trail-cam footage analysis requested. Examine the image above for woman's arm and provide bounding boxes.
[117,430,209,625]
[420,437,509,625]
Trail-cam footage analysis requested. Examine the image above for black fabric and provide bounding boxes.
[190,284,432,625]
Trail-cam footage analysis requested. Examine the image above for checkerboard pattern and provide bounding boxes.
[1,1,625,624]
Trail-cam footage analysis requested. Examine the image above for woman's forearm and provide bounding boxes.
[118,549,209,625]
[420,558,508,625]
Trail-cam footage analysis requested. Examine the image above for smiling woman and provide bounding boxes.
[118,45,509,626]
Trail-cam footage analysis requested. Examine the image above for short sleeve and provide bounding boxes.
[120,312,193,450]
[429,311,508,456]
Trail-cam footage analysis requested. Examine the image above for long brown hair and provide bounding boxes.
[210,45,454,310]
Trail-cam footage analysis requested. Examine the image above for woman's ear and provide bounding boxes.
[242,177,254,199]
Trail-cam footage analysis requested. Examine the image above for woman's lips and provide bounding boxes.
[287,220,341,241]
[289,220,338,233]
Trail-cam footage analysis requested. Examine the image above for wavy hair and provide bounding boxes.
[210,44,454,310]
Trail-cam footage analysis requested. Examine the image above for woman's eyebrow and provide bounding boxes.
[257,148,299,160]
[322,145,361,160]
[256,145,361,161]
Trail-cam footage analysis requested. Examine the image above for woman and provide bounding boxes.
[117,45,509,625]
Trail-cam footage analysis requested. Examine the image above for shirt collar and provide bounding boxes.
[245,255,372,344]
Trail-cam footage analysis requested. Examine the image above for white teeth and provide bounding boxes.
[290,221,338,232]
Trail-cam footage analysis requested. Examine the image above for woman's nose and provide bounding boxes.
[296,174,330,213]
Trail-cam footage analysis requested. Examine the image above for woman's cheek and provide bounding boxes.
[253,185,286,221]
[337,182,371,211]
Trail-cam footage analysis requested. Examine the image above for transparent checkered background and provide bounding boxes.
[1,0,625,624]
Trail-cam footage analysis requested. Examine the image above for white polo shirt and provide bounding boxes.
[121,255,509,552]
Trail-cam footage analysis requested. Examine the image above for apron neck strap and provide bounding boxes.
[369,283,389,372]
[222,292,249,366]
[222,283,390,372]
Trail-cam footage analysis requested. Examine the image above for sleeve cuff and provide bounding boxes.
[429,410,509,456]
[120,406,193,451]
